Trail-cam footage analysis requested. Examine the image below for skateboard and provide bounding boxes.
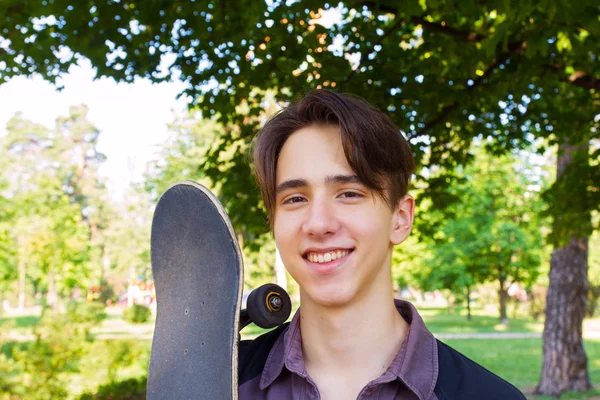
[147,181,291,400]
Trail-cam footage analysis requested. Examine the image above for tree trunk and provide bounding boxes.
[18,258,26,310]
[498,274,508,324]
[47,271,58,308]
[537,238,590,395]
[466,285,472,321]
[17,235,26,311]
[536,141,591,396]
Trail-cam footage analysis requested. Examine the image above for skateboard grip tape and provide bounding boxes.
[148,183,241,400]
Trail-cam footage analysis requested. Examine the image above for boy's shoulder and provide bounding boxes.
[435,339,526,400]
[238,323,289,386]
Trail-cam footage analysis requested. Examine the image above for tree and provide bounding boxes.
[102,184,152,289]
[0,109,105,306]
[52,104,110,289]
[2,1,599,394]
[144,110,218,200]
[419,147,546,321]
[0,176,17,309]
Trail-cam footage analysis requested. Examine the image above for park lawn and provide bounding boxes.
[4,306,600,399]
[0,308,156,340]
[418,306,545,333]
[240,306,547,339]
[0,314,41,335]
[89,307,155,339]
[446,338,600,400]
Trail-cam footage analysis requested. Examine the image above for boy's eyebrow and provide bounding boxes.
[276,175,363,196]
[275,179,308,196]
[325,174,362,185]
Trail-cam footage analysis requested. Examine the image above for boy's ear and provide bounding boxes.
[390,194,414,245]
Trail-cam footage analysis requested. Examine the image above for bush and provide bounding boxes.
[123,304,151,324]
[67,301,107,325]
[78,376,147,400]
[6,309,92,399]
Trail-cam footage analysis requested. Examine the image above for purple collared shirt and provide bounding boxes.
[239,299,439,399]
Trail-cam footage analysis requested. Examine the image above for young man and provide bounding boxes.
[239,90,525,400]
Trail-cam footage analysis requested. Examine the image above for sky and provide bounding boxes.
[0,60,189,200]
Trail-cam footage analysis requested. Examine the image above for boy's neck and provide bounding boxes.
[299,279,409,392]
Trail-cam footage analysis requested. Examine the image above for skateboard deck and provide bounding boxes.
[147,181,243,400]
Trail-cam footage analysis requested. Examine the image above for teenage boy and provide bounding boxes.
[238,90,525,400]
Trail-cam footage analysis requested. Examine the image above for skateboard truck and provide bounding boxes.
[239,283,292,331]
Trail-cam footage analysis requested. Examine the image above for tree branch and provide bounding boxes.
[360,1,486,41]
[354,1,597,136]
[545,64,600,91]
[412,45,522,139]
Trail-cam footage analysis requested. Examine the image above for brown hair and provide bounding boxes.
[251,89,414,226]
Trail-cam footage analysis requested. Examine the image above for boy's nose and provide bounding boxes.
[301,199,341,236]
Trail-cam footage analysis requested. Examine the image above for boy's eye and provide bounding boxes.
[283,196,306,204]
[339,191,362,199]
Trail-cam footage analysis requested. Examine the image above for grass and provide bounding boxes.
[0,315,41,331]
[446,338,600,400]
[240,305,548,339]
[420,306,545,334]
[3,305,600,399]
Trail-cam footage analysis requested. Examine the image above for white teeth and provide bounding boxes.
[306,249,351,264]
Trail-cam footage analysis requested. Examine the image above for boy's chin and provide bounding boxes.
[302,285,357,309]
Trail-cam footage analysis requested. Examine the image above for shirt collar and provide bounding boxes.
[259,299,438,399]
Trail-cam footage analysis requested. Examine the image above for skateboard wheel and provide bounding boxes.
[247,283,292,329]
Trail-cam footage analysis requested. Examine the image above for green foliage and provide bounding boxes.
[413,146,549,319]
[123,304,152,324]
[66,301,107,326]
[1,1,599,394]
[78,377,147,400]
[242,233,277,290]
[0,107,108,304]
[3,0,598,244]
[392,233,428,290]
[0,191,17,293]
[0,304,107,399]
[103,340,147,383]
[0,305,152,399]
[102,184,152,282]
[145,111,220,201]
[587,226,600,318]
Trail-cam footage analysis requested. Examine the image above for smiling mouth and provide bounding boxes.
[303,249,354,264]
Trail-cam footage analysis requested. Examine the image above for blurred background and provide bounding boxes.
[0,1,599,399]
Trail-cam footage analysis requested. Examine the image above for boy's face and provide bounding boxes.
[273,125,414,308]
